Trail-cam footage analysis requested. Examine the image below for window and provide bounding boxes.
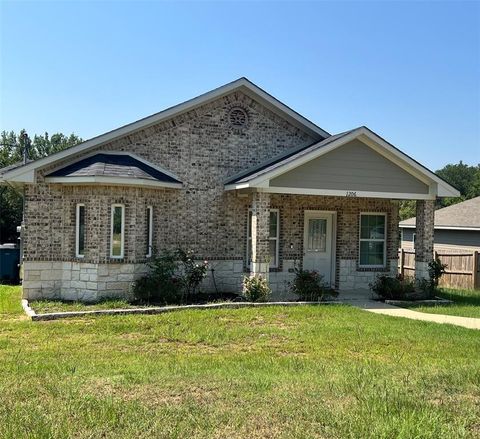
[306,218,327,251]
[412,233,416,245]
[146,206,153,258]
[247,209,279,268]
[359,213,386,267]
[75,204,85,257]
[110,204,125,258]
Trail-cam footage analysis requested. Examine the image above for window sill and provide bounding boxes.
[357,266,388,272]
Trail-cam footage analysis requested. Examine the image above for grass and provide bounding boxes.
[401,288,480,319]
[1,285,480,438]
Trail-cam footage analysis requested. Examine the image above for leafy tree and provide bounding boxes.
[399,161,480,220]
[0,130,82,243]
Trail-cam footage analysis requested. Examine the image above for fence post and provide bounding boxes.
[474,251,479,289]
[400,248,405,277]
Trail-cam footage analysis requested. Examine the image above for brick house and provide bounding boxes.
[0,78,459,301]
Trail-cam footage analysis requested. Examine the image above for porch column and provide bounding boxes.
[414,199,435,280]
[250,192,270,279]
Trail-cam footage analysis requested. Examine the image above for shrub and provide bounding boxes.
[133,249,208,305]
[243,275,271,302]
[369,274,415,300]
[290,268,337,301]
[177,249,209,301]
[418,258,448,298]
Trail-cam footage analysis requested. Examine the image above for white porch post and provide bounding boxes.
[250,192,271,279]
[414,199,435,281]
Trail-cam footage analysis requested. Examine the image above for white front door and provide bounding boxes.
[303,211,334,286]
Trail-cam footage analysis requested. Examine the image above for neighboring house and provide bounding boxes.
[0,78,459,301]
[400,196,480,252]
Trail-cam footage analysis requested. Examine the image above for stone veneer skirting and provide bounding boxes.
[22,261,147,302]
[22,258,398,302]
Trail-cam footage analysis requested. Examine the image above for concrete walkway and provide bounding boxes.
[340,290,480,330]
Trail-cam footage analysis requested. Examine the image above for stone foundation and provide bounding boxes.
[338,259,398,290]
[23,256,402,302]
[22,261,147,302]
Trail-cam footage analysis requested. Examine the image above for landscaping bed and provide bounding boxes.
[29,292,242,315]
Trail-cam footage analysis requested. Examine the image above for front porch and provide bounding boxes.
[242,192,436,299]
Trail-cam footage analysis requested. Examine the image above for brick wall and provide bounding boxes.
[22,89,401,300]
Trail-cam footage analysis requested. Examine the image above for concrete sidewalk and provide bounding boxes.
[340,290,480,330]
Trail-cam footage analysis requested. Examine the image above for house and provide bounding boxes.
[0,78,459,302]
[400,196,480,252]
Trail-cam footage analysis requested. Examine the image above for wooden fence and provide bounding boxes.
[398,249,480,290]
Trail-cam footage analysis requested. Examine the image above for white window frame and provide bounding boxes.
[146,205,153,258]
[359,212,387,268]
[75,203,85,258]
[110,204,125,259]
[247,208,280,268]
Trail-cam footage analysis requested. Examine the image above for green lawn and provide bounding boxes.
[403,288,480,319]
[1,285,479,438]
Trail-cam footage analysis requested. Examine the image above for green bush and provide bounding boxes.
[243,275,271,302]
[290,268,337,301]
[369,275,415,300]
[133,249,208,305]
[418,258,448,298]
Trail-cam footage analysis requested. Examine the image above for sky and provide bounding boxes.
[1,0,479,170]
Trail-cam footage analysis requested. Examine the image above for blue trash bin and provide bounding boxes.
[0,244,20,283]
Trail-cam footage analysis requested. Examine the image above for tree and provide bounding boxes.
[0,130,82,243]
[399,161,480,220]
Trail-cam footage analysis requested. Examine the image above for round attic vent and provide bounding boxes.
[228,107,248,128]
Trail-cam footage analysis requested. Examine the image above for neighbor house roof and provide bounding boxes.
[399,196,480,231]
[224,126,460,199]
[44,152,183,189]
[0,77,329,185]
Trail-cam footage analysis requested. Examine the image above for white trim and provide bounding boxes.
[237,186,436,200]
[400,224,480,231]
[45,175,183,189]
[0,78,328,182]
[359,212,387,268]
[110,204,125,259]
[146,205,153,258]
[247,208,280,269]
[75,203,85,258]
[225,127,460,198]
[303,210,337,287]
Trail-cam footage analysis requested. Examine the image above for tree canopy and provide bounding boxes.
[0,130,82,243]
[399,161,480,220]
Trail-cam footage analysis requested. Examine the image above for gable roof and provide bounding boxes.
[225,129,355,185]
[225,126,460,198]
[44,152,182,189]
[400,196,480,231]
[0,78,329,184]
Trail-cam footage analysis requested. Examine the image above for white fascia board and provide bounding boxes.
[256,186,436,200]
[400,224,480,231]
[1,78,328,182]
[44,176,183,189]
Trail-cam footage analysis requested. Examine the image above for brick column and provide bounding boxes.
[250,192,270,279]
[415,199,435,280]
